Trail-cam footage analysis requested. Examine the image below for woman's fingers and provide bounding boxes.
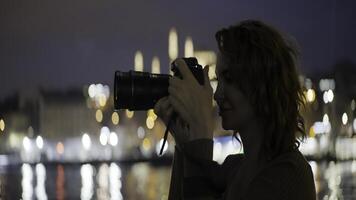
[168,95,192,125]
[174,58,196,83]
[203,65,213,91]
[154,97,171,123]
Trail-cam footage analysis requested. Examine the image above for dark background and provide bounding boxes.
[1,0,355,99]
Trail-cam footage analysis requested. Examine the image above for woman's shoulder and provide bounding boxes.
[258,149,314,181]
[248,149,316,200]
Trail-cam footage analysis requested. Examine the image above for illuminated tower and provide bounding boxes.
[168,28,178,75]
[151,56,160,74]
[184,36,194,57]
[134,51,144,72]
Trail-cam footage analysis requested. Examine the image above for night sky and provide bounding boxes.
[1,0,355,99]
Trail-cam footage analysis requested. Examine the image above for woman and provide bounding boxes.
[154,20,316,200]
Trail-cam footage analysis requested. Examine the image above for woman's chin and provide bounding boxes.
[221,119,236,130]
[221,116,243,131]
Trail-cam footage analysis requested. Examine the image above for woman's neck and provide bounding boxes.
[239,118,268,165]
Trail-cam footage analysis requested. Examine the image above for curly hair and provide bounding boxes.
[215,20,306,159]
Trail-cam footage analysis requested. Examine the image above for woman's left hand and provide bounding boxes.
[168,58,214,141]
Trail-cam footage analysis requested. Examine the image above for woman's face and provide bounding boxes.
[214,53,255,131]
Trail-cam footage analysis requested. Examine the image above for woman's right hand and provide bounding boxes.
[154,96,190,147]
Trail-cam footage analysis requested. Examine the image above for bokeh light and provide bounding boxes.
[0,118,5,132]
[306,89,316,103]
[342,113,348,125]
[23,136,31,152]
[111,112,119,125]
[56,142,64,155]
[184,36,194,57]
[36,136,44,150]
[109,132,118,146]
[126,110,134,119]
[134,51,144,72]
[168,28,178,62]
[146,116,155,129]
[151,56,160,74]
[137,126,145,139]
[147,109,157,120]
[96,109,103,123]
[100,127,110,146]
[82,133,91,150]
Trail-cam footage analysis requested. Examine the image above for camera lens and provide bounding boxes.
[114,70,170,110]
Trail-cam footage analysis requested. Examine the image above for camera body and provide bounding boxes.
[114,57,204,111]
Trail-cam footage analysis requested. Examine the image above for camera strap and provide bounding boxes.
[159,118,172,156]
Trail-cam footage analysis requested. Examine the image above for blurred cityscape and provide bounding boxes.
[0,28,356,200]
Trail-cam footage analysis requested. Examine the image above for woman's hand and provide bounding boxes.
[154,96,190,146]
[154,58,214,143]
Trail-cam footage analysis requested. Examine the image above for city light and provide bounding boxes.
[351,99,355,111]
[168,27,178,62]
[88,84,96,98]
[87,84,110,108]
[137,126,145,139]
[109,132,118,146]
[81,164,94,200]
[111,112,119,125]
[147,109,157,120]
[184,36,194,57]
[97,164,109,199]
[151,56,160,74]
[22,163,33,200]
[146,116,155,129]
[96,109,103,123]
[327,90,334,103]
[309,126,315,137]
[323,114,329,124]
[142,138,152,152]
[98,95,107,107]
[125,109,134,119]
[134,51,144,72]
[312,121,330,135]
[0,118,5,132]
[305,78,312,90]
[323,90,334,104]
[35,163,47,200]
[100,127,110,146]
[82,133,91,150]
[319,79,335,91]
[342,113,348,125]
[109,163,123,200]
[322,114,332,133]
[56,142,64,155]
[323,91,328,104]
[306,89,316,103]
[36,136,44,150]
[23,136,31,152]
[100,132,108,146]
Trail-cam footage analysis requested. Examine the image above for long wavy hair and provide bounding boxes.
[215,20,306,159]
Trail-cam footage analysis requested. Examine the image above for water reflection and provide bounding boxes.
[81,164,94,200]
[56,165,65,200]
[35,163,47,200]
[109,163,123,200]
[97,163,110,200]
[21,163,33,200]
[12,160,356,199]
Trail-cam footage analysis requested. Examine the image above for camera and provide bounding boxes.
[114,57,204,111]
